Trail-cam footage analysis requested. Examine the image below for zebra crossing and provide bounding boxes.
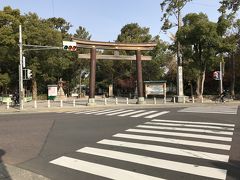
[58,109,170,119]
[50,116,235,180]
[178,105,238,114]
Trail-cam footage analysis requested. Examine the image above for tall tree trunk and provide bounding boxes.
[196,75,201,98]
[230,53,235,98]
[32,78,37,100]
[195,68,206,99]
[200,69,206,96]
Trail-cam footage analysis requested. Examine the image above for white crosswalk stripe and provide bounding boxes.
[136,125,233,135]
[50,156,165,180]
[106,109,134,116]
[126,128,232,141]
[145,122,234,131]
[179,105,238,114]
[130,111,157,117]
[144,111,169,118]
[50,115,235,180]
[84,109,115,114]
[113,133,231,150]
[77,147,227,180]
[151,119,235,127]
[97,139,229,162]
[60,109,170,119]
[118,110,146,116]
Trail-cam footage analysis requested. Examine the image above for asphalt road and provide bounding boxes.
[0,105,239,180]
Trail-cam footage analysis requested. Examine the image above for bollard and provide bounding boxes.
[154,97,157,104]
[164,97,166,104]
[201,97,204,103]
[6,101,9,109]
[192,97,195,103]
[47,100,51,108]
[20,100,24,110]
[126,98,129,105]
[183,96,186,104]
[104,98,107,105]
[73,99,76,107]
[173,97,176,104]
[60,100,63,107]
[34,100,37,108]
[115,98,118,105]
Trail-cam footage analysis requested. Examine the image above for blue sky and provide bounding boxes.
[1,0,239,42]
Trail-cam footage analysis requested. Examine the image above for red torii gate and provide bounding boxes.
[72,38,157,105]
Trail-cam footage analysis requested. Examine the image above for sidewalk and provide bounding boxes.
[0,96,239,113]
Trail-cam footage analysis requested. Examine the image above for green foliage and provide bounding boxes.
[117,23,152,43]
[219,0,240,16]
[177,13,223,96]
[0,73,10,87]
[160,0,192,31]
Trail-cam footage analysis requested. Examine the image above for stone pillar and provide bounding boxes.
[136,50,145,104]
[87,47,96,106]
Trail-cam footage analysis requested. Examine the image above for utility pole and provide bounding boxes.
[19,25,24,110]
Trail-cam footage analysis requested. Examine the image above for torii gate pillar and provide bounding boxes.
[87,47,96,106]
[136,50,145,104]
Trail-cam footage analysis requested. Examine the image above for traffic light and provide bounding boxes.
[63,41,77,51]
[27,69,32,79]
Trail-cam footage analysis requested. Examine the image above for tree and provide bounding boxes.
[160,0,192,98]
[72,26,92,96]
[177,13,221,98]
[0,73,10,94]
[0,6,21,92]
[114,23,152,95]
[217,1,240,97]
[219,0,240,16]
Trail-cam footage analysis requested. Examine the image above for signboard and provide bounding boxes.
[144,81,167,98]
[48,85,58,100]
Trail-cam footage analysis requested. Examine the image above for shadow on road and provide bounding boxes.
[0,149,12,180]
[212,159,240,180]
[227,159,240,179]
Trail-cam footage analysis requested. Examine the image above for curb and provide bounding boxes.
[1,163,49,180]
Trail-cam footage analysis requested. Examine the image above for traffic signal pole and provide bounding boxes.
[220,61,223,94]
[19,25,24,110]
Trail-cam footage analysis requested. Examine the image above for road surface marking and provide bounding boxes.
[137,125,233,135]
[126,129,232,142]
[50,156,164,180]
[144,111,169,118]
[145,122,234,131]
[179,106,238,114]
[151,119,235,127]
[97,139,229,162]
[77,147,227,180]
[95,109,125,115]
[113,133,231,150]
[84,109,115,114]
[118,110,146,117]
[131,111,157,117]
[106,110,134,116]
